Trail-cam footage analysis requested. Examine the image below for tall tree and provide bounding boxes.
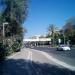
[48,24,59,45]
[1,0,28,23]
[0,0,28,38]
[62,17,75,45]
[0,0,28,58]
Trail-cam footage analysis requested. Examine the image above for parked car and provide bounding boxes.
[57,45,71,51]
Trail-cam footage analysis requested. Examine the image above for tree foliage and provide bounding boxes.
[0,0,28,38]
[48,24,59,45]
[0,0,28,58]
[62,17,75,45]
[1,0,28,23]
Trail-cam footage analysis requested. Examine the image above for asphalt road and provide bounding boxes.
[30,46,75,66]
[0,48,75,75]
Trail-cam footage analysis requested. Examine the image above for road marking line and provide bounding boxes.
[42,52,75,71]
[27,51,30,60]
[29,48,75,71]
[7,48,75,71]
[27,51,32,61]
[30,51,32,61]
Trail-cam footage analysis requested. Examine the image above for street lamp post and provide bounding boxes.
[64,35,65,45]
[3,22,9,44]
[62,30,66,45]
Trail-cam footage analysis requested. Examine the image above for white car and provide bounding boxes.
[57,45,71,51]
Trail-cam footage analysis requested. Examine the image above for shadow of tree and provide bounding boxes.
[0,59,75,75]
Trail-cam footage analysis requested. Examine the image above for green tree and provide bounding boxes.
[62,17,75,45]
[1,0,28,23]
[48,24,59,46]
[0,0,28,37]
[0,0,28,58]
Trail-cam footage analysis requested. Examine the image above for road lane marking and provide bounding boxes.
[7,48,75,71]
[42,51,75,71]
[30,51,32,61]
[29,48,75,71]
[27,51,32,61]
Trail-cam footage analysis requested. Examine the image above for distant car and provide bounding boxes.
[57,45,71,51]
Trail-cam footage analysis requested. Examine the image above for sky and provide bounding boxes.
[23,0,75,38]
[0,0,75,38]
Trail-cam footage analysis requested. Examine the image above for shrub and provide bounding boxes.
[0,43,7,60]
[12,41,21,52]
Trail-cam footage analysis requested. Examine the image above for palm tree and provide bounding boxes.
[48,24,59,46]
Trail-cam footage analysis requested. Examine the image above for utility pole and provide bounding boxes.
[3,22,9,44]
[64,35,65,45]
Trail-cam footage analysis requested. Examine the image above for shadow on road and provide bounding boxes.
[0,59,75,75]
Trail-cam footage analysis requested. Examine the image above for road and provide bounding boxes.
[31,46,75,66]
[0,48,75,75]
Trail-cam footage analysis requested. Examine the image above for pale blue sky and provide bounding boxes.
[23,0,75,38]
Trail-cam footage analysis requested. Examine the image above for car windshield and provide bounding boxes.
[60,45,68,47]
